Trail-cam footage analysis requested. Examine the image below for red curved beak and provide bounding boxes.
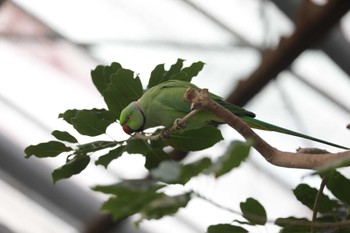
[122,125,134,135]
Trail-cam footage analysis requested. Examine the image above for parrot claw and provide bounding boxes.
[175,118,186,129]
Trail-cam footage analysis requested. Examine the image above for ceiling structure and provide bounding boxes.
[0,0,350,232]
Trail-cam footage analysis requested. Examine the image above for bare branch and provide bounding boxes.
[184,87,350,170]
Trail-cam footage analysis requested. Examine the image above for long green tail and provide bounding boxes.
[240,116,349,150]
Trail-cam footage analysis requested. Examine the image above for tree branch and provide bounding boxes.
[134,109,202,140]
[184,87,350,170]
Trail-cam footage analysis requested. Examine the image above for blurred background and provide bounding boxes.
[1,0,350,232]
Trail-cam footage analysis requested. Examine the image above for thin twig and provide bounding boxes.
[311,177,328,233]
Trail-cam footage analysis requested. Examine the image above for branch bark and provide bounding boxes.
[184,87,350,169]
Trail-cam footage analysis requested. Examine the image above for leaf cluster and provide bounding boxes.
[24,59,350,232]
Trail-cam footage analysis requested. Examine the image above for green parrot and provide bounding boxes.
[120,80,349,150]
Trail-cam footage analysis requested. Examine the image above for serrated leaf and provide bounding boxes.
[103,69,143,118]
[147,64,166,88]
[293,183,338,214]
[240,198,267,225]
[166,126,223,151]
[326,170,350,205]
[71,109,115,136]
[51,130,78,143]
[180,61,205,82]
[95,146,126,168]
[211,140,252,177]
[147,59,204,88]
[163,58,184,81]
[140,193,191,221]
[25,141,72,158]
[52,154,90,183]
[207,224,248,233]
[91,62,122,95]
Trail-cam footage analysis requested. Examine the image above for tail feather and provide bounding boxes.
[240,116,349,150]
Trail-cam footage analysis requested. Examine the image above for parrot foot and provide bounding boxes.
[174,118,186,130]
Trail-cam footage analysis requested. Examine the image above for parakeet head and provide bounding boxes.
[119,101,145,135]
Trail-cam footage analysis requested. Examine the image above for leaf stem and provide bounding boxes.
[311,176,328,233]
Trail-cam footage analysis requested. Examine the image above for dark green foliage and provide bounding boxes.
[52,154,90,183]
[51,130,78,143]
[240,198,267,225]
[95,145,126,168]
[147,58,204,88]
[275,217,311,233]
[211,140,252,177]
[25,140,72,158]
[166,126,223,151]
[103,69,143,118]
[293,183,338,214]
[325,170,350,206]
[25,59,350,232]
[59,108,115,136]
[91,62,122,95]
[207,224,248,233]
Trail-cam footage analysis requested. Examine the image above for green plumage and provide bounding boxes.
[120,80,348,150]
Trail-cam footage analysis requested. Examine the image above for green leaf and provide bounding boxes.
[125,139,170,170]
[51,130,78,143]
[102,193,160,220]
[147,64,166,88]
[93,179,164,196]
[275,217,311,233]
[293,183,338,214]
[179,157,212,184]
[166,126,223,151]
[125,139,149,154]
[71,109,115,136]
[207,224,248,233]
[326,170,350,206]
[52,154,90,183]
[25,141,72,158]
[95,145,126,168]
[151,158,212,184]
[91,62,122,95]
[140,193,191,221]
[147,59,204,88]
[95,180,164,220]
[103,69,143,118]
[180,61,205,82]
[163,58,184,81]
[58,109,78,124]
[211,140,252,177]
[151,161,182,183]
[240,198,267,225]
[144,147,171,170]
